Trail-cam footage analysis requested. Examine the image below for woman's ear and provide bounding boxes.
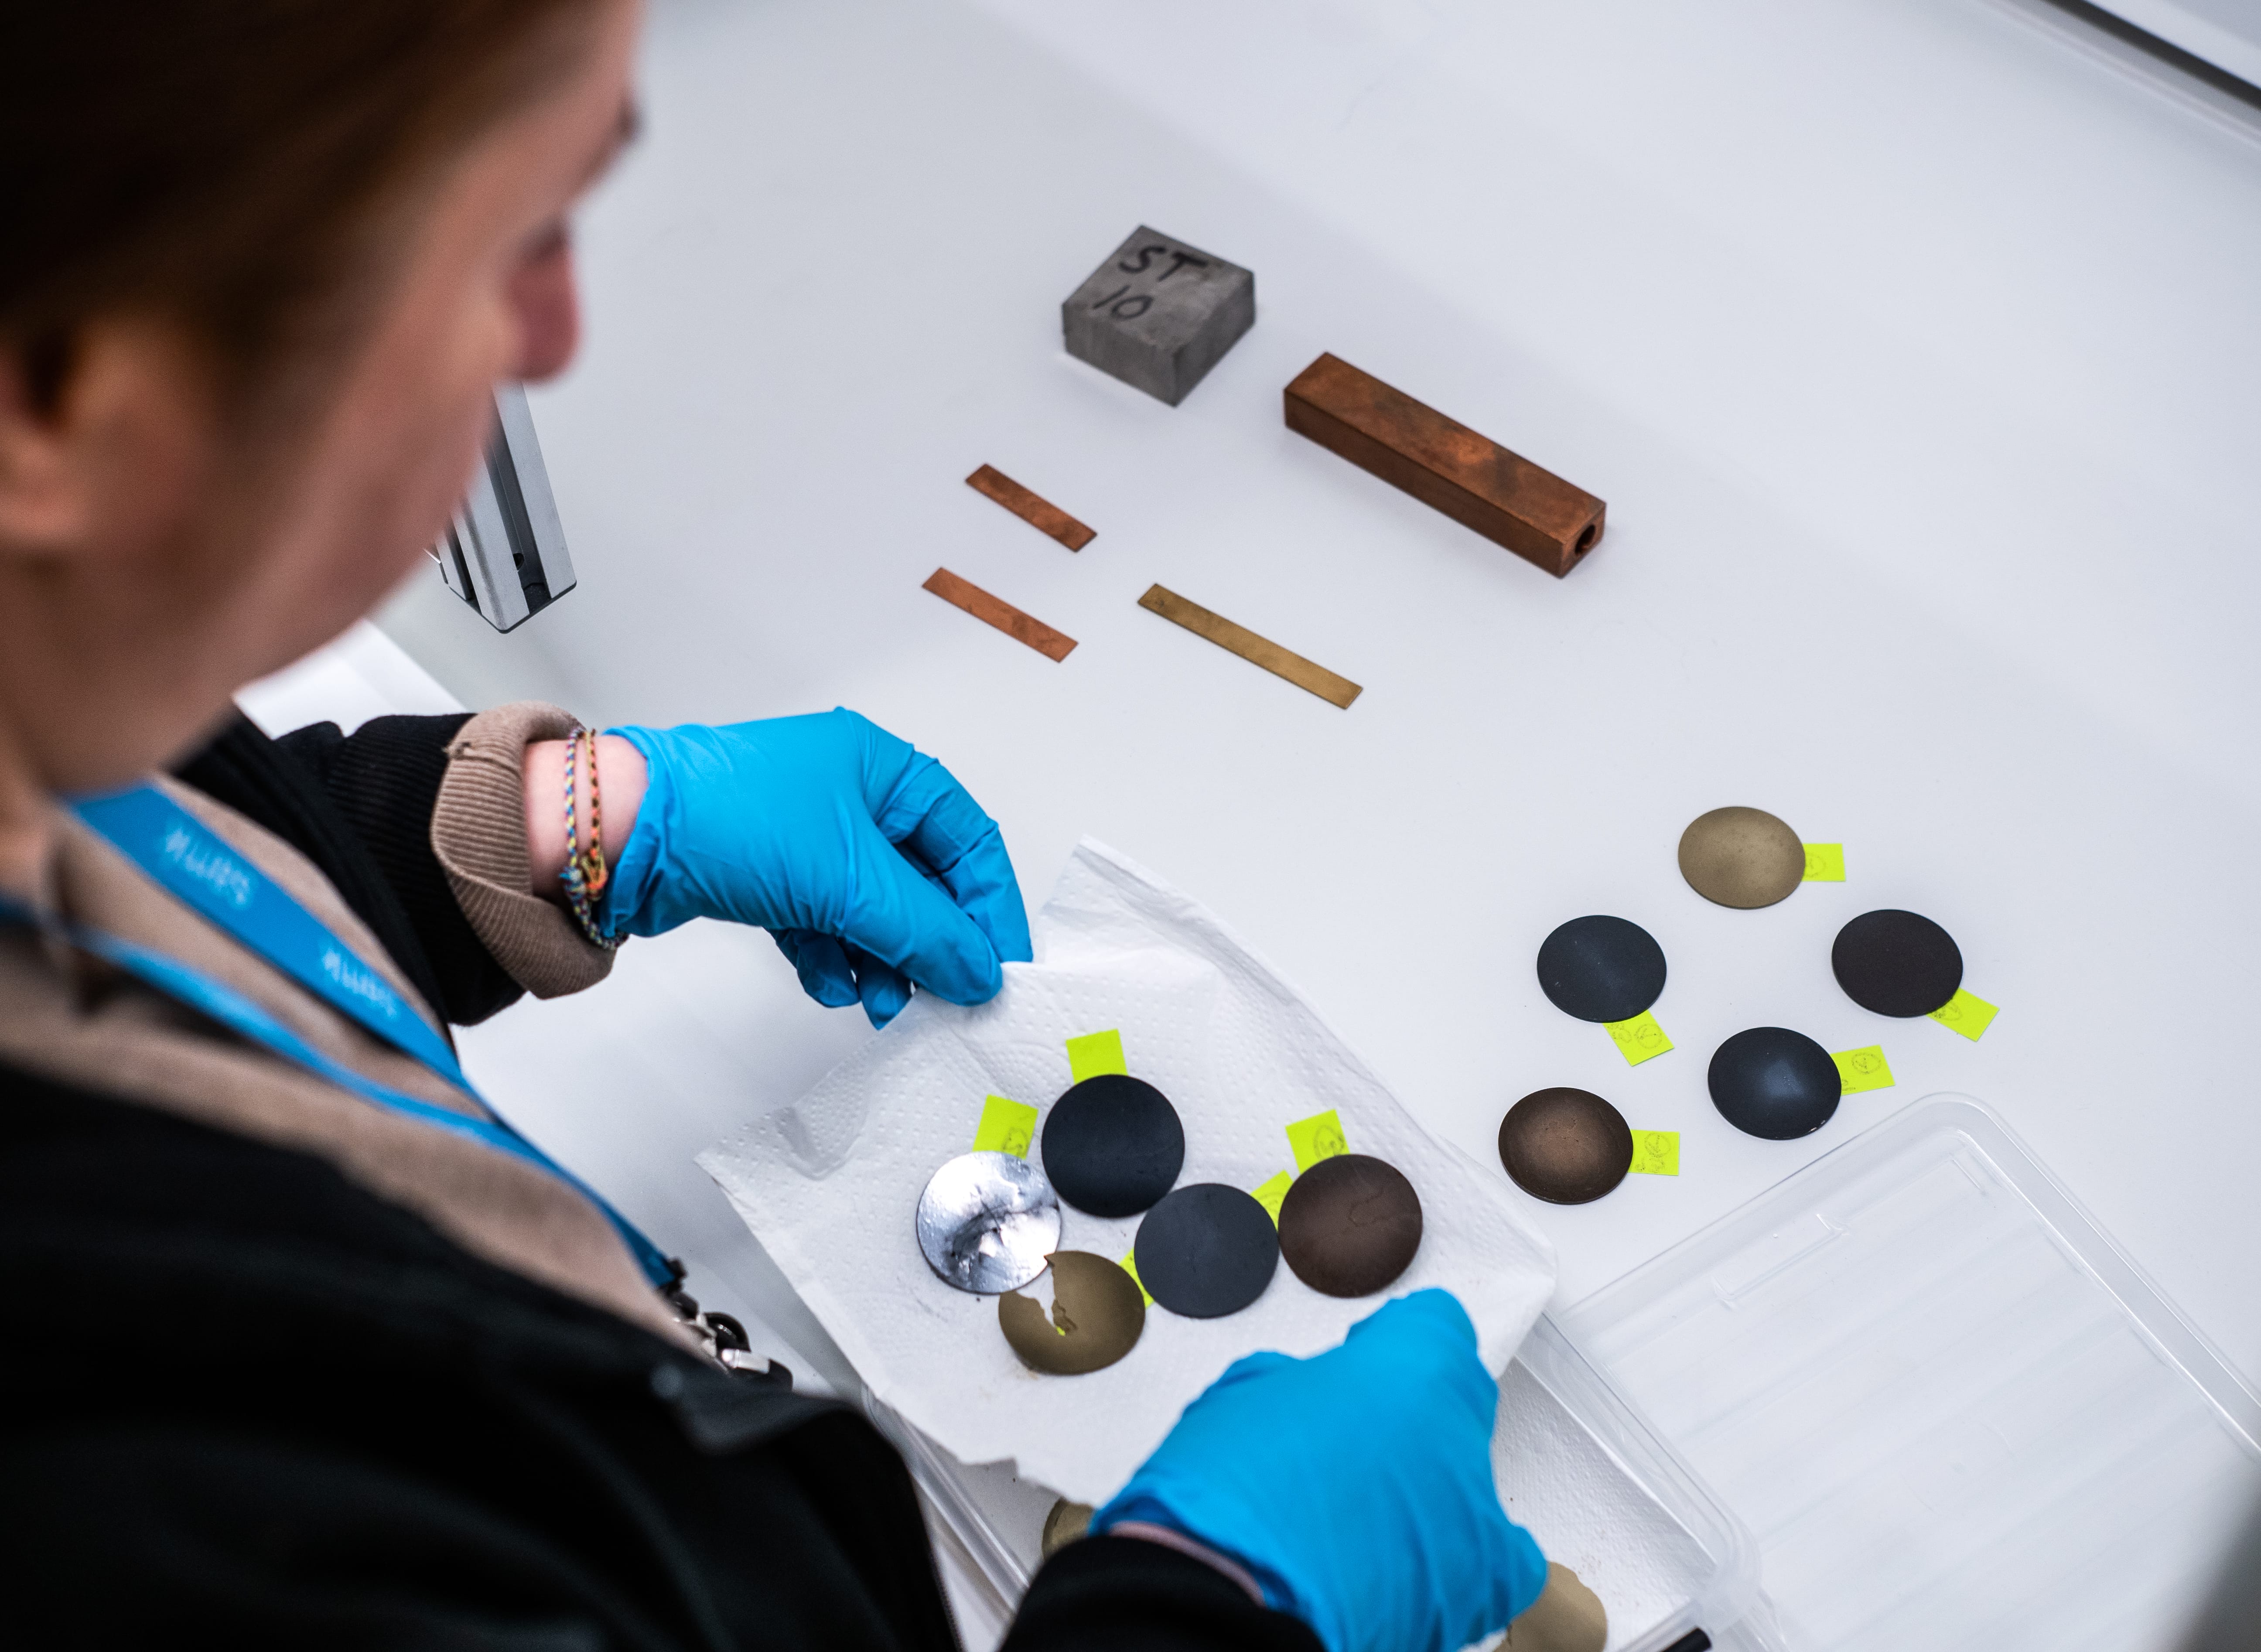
[0,323,213,558]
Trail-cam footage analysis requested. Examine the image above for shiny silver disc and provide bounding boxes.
[916,1151,1061,1294]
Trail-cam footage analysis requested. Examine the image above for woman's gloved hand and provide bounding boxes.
[1093,1290,1545,1652]
[602,710,1031,1026]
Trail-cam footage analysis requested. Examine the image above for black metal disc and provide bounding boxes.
[1537,916,1667,1023]
[1708,1027,1842,1140]
[1832,909,1963,1017]
[1133,1184,1279,1318]
[1040,1075,1185,1218]
[1276,1154,1423,1297]
[1498,1089,1634,1205]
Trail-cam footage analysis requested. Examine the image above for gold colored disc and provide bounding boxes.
[1041,1498,1094,1558]
[1501,1563,1607,1652]
[999,1251,1147,1375]
[1677,806,1804,909]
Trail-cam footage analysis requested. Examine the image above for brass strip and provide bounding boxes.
[1137,585,1361,709]
[924,568,1077,662]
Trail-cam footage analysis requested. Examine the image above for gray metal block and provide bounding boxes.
[1062,226,1254,406]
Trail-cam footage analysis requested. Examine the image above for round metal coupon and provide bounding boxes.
[1677,806,1806,909]
[1134,1183,1279,1319]
[915,1151,1061,1294]
[999,1250,1147,1375]
[1536,915,1667,1024]
[1040,1074,1185,1218]
[1276,1154,1424,1298]
[1832,908,1963,1017]
[1498,1088,1633,1205]
[1707,1027,1841,1140]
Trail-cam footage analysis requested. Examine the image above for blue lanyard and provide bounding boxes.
[46,784,675,1289]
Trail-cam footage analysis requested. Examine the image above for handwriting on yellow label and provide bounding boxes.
[1119,1251,1154,1306]
[1803,843,1846,881]
[1628,1130,1680,1176]
[1832,1045,1895,1093]
[1286,1109,1351,1172]
[1929,989,1998,1042]
[1249,1171,1294,1225]
[1605,1011,1674,1066]
[1066,1029,1128,1082]
[971,1094,1038,1158]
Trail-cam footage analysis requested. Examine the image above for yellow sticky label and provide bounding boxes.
[1119,1251,1154,1306]
[1930,989,1999,1042]
[971,1094,1038,1157]
[1066,1029,1128,1082]
[1832,1045,1895,1093]
[1605,1011,1674,1066]
[1285,1109,1350,1172]
[1628,1130,1680,1176]
[1803,843,1846,881]
[1249,1171,1294,1225]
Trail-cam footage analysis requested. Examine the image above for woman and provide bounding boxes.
[0,3,1547,1647]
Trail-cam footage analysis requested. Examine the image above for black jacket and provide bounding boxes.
[0,713,1322,1652]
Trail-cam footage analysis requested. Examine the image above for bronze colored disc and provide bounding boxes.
[1498,1089,1633,1205]
[1677,806,1805,909]
[1502,1563,1607,1652]
[1276,1154,1424,1298]
[1040,1499,1094,1558]
[998,1251,1146,1375]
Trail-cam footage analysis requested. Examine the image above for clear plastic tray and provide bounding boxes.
[867,1314,1772,1652]
[1559,1093,2261,1652]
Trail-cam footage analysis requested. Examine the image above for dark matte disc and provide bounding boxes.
[1134,1184,1279,1319]
[1678,806,1805,909]
[1708,1027,1842,1140]
[1276,1154,1424,1297]
[1040,1075,1185,1218]
[998,1251,1146,1375]
[1831,909,1963,1017]
[1537,916,1667,1023]
[1497,1089,1634,1205]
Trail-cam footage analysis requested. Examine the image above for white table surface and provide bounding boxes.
[356,0,2260,1635]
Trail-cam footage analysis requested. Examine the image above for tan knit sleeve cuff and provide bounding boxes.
[432,701,616,999]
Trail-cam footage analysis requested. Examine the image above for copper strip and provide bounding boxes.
[923,568,1077,662]
[966,465,1096,551]
[1284,354,1604,578]
[1136,585,1361,709]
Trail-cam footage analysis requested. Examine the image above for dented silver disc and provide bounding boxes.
[916,1151,1061,1294]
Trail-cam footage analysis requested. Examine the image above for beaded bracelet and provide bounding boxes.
[560,727,620,952]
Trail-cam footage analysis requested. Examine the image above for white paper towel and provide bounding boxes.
[700,840,1558,1503]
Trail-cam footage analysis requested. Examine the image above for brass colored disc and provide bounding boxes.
[998,1251,1147,1375]
[1677,806,1805,909]
[1501,1563,1607,1652]
[1041,1499,1094,1558]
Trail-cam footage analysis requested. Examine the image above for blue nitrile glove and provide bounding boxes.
[1092,1290,1545,1652]
[601,710,1032,1027]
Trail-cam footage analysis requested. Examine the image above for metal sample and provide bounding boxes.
[1041,1499,1094,1559]
[915,1151,1062,1294]
[430,384,577,631]
[1277,1154,1424,1297]
[1137,584,1362,708]
[1041,1075,1184,1218]
[966,465,1094,551]
[1678,806,1805,909]
[1707,1027,1842,1140]
[1062,226,1254,406]
[1133,1183,1279,1319]
[1502,1563,1609,1652]
[1832,909,1963,1017]
[1536,916,1667,1024]
[1284,354,1605,578]
[922,568,1078,662]
[1499,1089,1634,1205]
[998,1251,1147,1375]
